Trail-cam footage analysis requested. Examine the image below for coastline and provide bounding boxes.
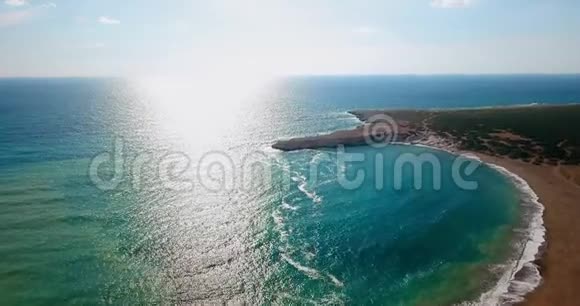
[469,155,580,306]
[375,135,580,305]
[470,154,545,306]
[272,105,580,305]
[404,141,547,305]
[274,138,551,304]
[415,136,580,305]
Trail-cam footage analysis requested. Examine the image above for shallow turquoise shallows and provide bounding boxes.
[1,76,579,305]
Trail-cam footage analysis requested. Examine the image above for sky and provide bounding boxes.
[1,0,580,77]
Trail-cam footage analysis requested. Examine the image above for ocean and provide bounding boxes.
[1,75,579,305]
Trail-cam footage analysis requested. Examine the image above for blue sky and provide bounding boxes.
[1,0,579,77]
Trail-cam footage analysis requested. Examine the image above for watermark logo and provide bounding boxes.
[393,152,442,190]
[88,138,125,191]
[88,137,482,194]
[363,114,398,148]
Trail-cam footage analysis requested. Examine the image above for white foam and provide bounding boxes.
[292,174,323,204]
[400,142,546,306]
[271,113,546,303]
[281,254,345,288]
[281,254,322,279]
[327,273,345,287]
[470,163,545,306]
[272,210,289,239]
[297,182,323,204]
[281,201,299,211]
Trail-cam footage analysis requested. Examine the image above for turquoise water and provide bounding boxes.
[0,76,577,305]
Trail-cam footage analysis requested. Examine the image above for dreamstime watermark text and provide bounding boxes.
[88,138,481,193]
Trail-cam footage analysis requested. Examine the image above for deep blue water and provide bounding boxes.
[0,75,577,305]
[281,74,580,111]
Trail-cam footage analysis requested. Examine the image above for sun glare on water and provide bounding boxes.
[132,70,275,149]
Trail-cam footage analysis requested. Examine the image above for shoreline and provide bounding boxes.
[272,105,580,305]
[466,154,580,306]
[365,140,578,305]
[471,155,545,305]
[401,141,546,305]
[273,137,550,304]
[468,153,545,305]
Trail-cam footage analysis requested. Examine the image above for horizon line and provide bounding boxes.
[2,72,580,79]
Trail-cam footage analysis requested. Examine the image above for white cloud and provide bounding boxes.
[4,0,28,6]
[352,26,377,35]
[98,16,120,25]
[0,2,54,27]
[431,0,472,9]
[38,2,56,9]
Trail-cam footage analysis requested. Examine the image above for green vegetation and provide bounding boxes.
[395,104,580,165]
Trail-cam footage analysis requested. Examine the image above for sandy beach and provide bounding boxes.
[473,154,580,306]
[273,105,580,305]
